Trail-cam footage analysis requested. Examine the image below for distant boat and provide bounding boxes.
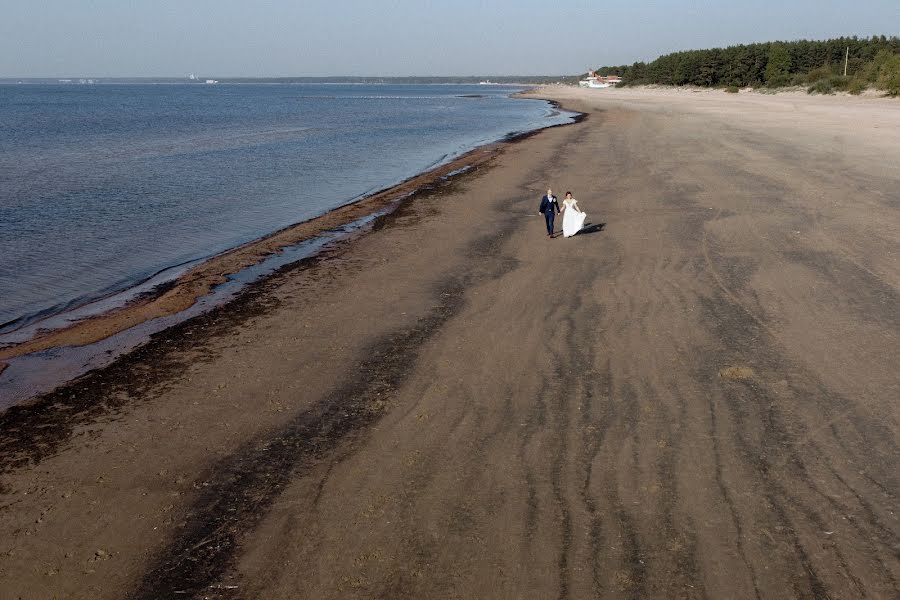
[189,73,196,80]
[205,79,218,84]
[479,80,495,85]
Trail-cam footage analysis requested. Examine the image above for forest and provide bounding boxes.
[593,36,900,95]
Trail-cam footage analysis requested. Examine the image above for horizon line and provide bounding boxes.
[0,74,580,80]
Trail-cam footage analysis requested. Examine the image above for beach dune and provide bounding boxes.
[0,86,898,598]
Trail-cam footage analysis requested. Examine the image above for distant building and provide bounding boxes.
[579,71,621,88]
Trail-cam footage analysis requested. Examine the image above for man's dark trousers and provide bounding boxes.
[544,210,555,235]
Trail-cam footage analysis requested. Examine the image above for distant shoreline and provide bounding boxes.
[0,76,578,85]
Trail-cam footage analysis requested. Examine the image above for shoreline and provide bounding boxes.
[0,101,584,404]
[1,84,897,599]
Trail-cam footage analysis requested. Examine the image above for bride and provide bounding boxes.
[561,191,586,237]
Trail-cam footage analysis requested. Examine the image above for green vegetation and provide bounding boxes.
[847,78,867,95]
[870,50,900,95]
[765,44,792,87]
[593,36,900,94]
[808,80,834,95]
[725,86,739,93]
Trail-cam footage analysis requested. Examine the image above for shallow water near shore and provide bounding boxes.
[0,83,574,337]
[0,207,390,408]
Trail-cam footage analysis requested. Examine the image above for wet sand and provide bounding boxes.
[1,87,898,598]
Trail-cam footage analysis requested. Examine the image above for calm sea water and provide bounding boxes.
[0,84,573,333]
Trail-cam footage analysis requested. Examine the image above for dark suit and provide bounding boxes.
[538,194,560,235]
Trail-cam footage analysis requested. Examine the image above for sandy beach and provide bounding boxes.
[1,85,898,598]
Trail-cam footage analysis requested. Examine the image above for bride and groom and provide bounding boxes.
[539,188,586,238]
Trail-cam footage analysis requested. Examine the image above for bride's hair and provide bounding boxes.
[565,191,572,197]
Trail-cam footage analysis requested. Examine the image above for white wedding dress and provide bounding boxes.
[562,198,586,237]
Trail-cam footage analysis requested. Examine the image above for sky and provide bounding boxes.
[0,0,898,77]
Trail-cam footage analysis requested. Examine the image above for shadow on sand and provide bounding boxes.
[577,222,605,235]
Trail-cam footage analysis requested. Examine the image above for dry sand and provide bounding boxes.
[0,86,898,599]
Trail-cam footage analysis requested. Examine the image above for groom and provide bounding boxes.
[538,188,560,237]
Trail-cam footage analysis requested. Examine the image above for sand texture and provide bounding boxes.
[0,86,898,598]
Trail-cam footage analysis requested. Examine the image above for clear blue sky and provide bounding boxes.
[1,0,897,77]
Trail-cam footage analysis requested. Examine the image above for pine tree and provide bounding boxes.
[765,43,792,87]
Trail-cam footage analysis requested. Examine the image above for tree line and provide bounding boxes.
[593,36,900,95]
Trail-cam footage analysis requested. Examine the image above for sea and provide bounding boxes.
[0,83,575,338]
